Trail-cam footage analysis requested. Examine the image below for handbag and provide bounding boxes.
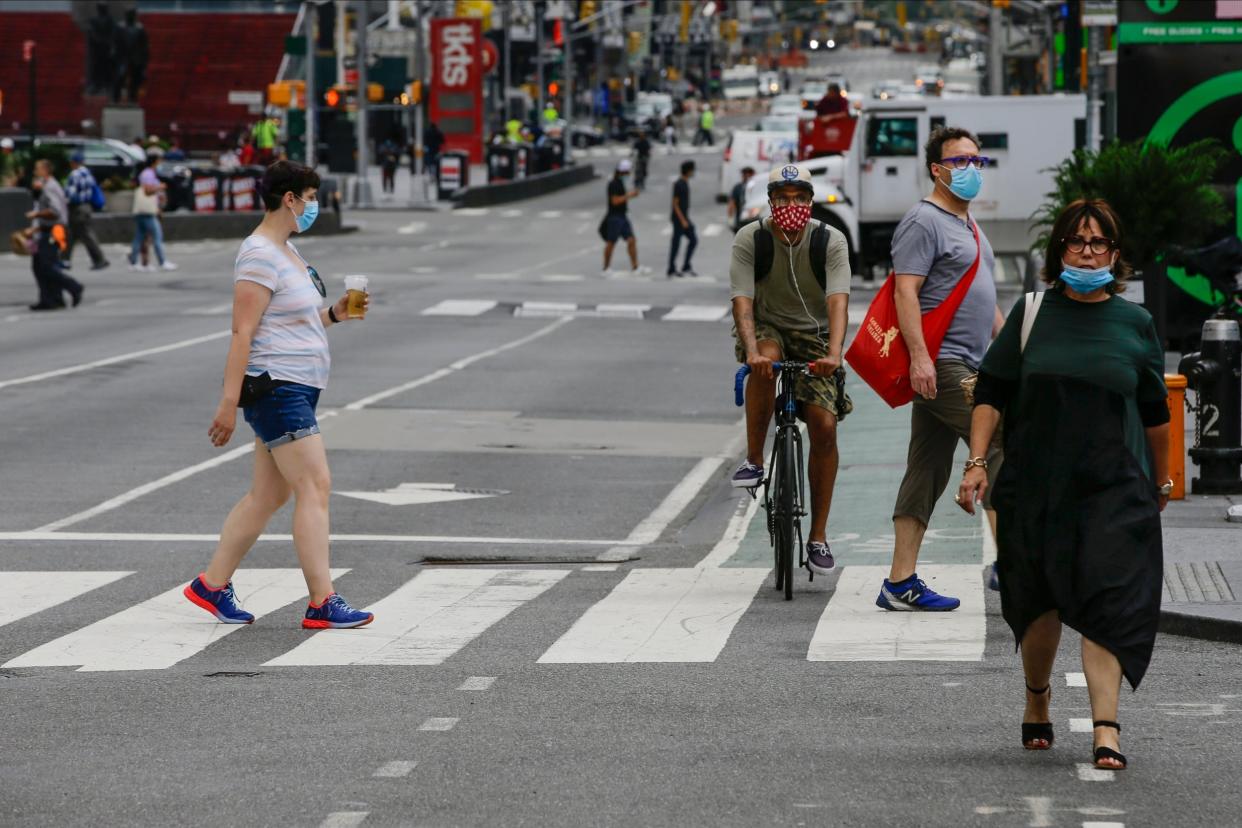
[10,229,35,256]
[845,220,981,408]
[960,290,1044,405]
[89,181,106,211]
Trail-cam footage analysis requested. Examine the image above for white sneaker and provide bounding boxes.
[160,262,179,271]
[600,268,616,278]
[632,265,652,275]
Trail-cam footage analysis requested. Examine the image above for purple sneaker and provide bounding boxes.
[731,461,764,488]
[303,593,374,629]
[806,541,836,575]
[184,574,255,624]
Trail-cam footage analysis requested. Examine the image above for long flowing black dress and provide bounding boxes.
[974,289,1169,689]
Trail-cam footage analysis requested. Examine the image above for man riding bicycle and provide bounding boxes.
[730,165,852,574]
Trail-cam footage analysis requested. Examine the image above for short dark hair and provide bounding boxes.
[1041,198,1132,294]
[260,160,320,212]
[741,166,755,175]
[681,160,696,176]
[924,125,980,181]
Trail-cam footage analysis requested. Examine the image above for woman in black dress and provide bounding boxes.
[956,199,1172,771]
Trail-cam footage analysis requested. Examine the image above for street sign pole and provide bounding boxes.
[354,0,374,207]
[536,2,545,117]
[411,0,427,202]
[305,4,317,169]
[563,27,574,167]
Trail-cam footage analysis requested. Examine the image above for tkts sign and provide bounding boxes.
[430,18,484,164]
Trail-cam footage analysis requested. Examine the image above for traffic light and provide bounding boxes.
[366,82,384,103]
[409,80,422,105]
[548,81,559,98]
[324,87,343,108]
[579,0,596,21]
[679,0,692,42]
[268,82,292,107]
[628,30,642,54]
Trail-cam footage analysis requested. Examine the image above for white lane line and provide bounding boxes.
[454,207,490,216]
[581,564,619,572]
[419,717,459,731]
[538,567,768,663]
[1075,763,1116,782]
[702,223,725,238]
[265,569,569,666]
[421,299,498,316]
[1070,718,1093,733]
[4,568,345,672]
[2,571,132,628]
[627,457,725,544]
[537,210,563,218]
[1066,672,1087,687]
[540,274,584,282]
[181,303,233,316]
[0,531,636,546]
[696,494,763,569]
[981,509,996,566]
[661,304,729,322]
[1082,823,1125,828]
[458,676,496,691]
[344,316,571,410]
[500,209,523,218]
[372,761,418,778]
[514,301,579,318]
[319,813,368,828]
[0,330,231,392]
[595,303,651,318]
[396,220,427,235]
[807,566,985,661]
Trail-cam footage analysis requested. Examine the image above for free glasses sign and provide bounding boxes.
[431,18,484,164]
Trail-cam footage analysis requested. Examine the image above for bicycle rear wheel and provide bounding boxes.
[774,426,797,601]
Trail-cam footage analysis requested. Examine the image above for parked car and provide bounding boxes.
[544,119,606,148]
[871,80,905,100]
[9,135,144,184]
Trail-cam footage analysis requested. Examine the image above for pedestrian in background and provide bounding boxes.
[958,199,1170,771]
[252,116,278,166]
[188,160,374,631]
[631,129,651,190]
[815,84,849,119]
[0,137,17,186]
[63,151,110,271]
[694,104,715,147]
[25,159,84,311]
[379,137,399,194]
[667,160,698,278]
[879,126,1004,612]
[727,166,756,233]
[129,152,177,272]
[599,159,648,278]
[423,121,445,180]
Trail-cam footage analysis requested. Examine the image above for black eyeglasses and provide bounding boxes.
[771,194,814,207]
[307,265,326,297]
[1063,236,1115,255]
[938,155,990,170]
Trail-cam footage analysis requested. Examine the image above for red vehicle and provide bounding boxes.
[797,113,857,160]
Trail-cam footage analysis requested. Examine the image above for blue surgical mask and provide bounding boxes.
[291,197,318,233]
[1060,261,1115,293]
[939,164,982,201]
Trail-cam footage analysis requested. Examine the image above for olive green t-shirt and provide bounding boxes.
[729,218,851,332]
[981,289,1167,474]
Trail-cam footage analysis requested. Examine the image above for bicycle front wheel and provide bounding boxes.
[774,426,797,601]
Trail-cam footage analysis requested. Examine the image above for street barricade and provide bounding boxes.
[438,151,469,200]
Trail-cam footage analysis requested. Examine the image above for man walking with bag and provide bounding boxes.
[877,126,1005,611]
[63,151,110,271]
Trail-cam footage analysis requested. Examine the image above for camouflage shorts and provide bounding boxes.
[733,321,853,421]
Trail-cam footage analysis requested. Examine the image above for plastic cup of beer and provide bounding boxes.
[344,274,368,319]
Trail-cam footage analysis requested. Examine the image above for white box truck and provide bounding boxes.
[740,94,1088,276]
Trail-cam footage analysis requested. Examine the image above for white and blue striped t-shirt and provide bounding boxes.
[235,235,330,389]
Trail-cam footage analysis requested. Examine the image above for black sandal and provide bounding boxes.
[1092,721,1127,770]
[1021,683,1054,750]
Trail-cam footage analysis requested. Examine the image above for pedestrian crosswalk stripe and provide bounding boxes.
[702,223,726,238]
[2,571,132,629]
[265,569,569,667]
[662,304,729,322]
[538,567,768,663]
[4,568,346,672]
[514,301,579,318]
[422,299,498,316]
[806,565,985,661]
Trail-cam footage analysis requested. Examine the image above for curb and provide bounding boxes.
[1158,607,1242,644]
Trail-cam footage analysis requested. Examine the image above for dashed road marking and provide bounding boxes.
[1070,718,1093,733]
[458,676,496,691]
[1075,763,1115,782]
[419,717,459,732]
[320,812,369,827]
[372,761,418,778]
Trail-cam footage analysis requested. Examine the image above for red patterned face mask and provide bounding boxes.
[771,202,811,234]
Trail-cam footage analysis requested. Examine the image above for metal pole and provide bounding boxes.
[1085,24,1100,151]
[988,3,1003,96]
[536,2,545,117]
[305,3,317,168]
[411,0,427,202]
[563,27,574,167]
[354,0,374,206]
[29,44,37,147]
[503,1,512,123]
[335,0,347,86]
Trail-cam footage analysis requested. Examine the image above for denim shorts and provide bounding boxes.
[243,383,321,450]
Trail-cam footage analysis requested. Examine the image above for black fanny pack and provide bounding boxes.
[237,371,294,408]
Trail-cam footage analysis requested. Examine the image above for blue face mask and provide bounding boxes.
[1060,261,1115,293]
[938,164,982,201]
[291,197,318,233]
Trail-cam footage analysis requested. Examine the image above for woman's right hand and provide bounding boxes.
[956,466,988,515]
[208,403,236,447]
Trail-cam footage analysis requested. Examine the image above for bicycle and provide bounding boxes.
[734,361,813,601]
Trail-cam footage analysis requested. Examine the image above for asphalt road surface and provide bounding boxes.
[2,136,1241,828]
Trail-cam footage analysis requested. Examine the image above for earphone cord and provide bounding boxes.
[786,223,826,352]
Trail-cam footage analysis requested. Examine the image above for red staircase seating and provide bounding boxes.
[0,11,294,150]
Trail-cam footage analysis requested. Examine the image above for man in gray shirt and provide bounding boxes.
[730,164,852,576]
[876,126,1004,612]
[26,159,84,311]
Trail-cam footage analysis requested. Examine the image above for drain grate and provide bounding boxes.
[1163,562,1235,603]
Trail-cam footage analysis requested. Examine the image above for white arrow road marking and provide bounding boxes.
[335,482,509,507]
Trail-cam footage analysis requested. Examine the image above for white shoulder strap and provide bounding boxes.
[1020,291,1045,353]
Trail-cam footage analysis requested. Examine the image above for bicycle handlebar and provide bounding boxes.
[734,361,811,406]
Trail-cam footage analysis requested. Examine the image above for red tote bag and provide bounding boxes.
[845,221,981,408]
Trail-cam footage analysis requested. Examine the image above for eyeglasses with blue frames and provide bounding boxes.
[306,265,326,297]
[937,155,990,170]
[1063,235,1115,255]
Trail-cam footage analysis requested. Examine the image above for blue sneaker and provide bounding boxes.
[988,562,1000,591]
[184,574,255,624]
[876,574,961,612]
[731,461,764,488]
[806,541,836,574]
[303,593,374,629]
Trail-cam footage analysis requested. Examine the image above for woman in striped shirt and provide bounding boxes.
[184,160,375,630]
